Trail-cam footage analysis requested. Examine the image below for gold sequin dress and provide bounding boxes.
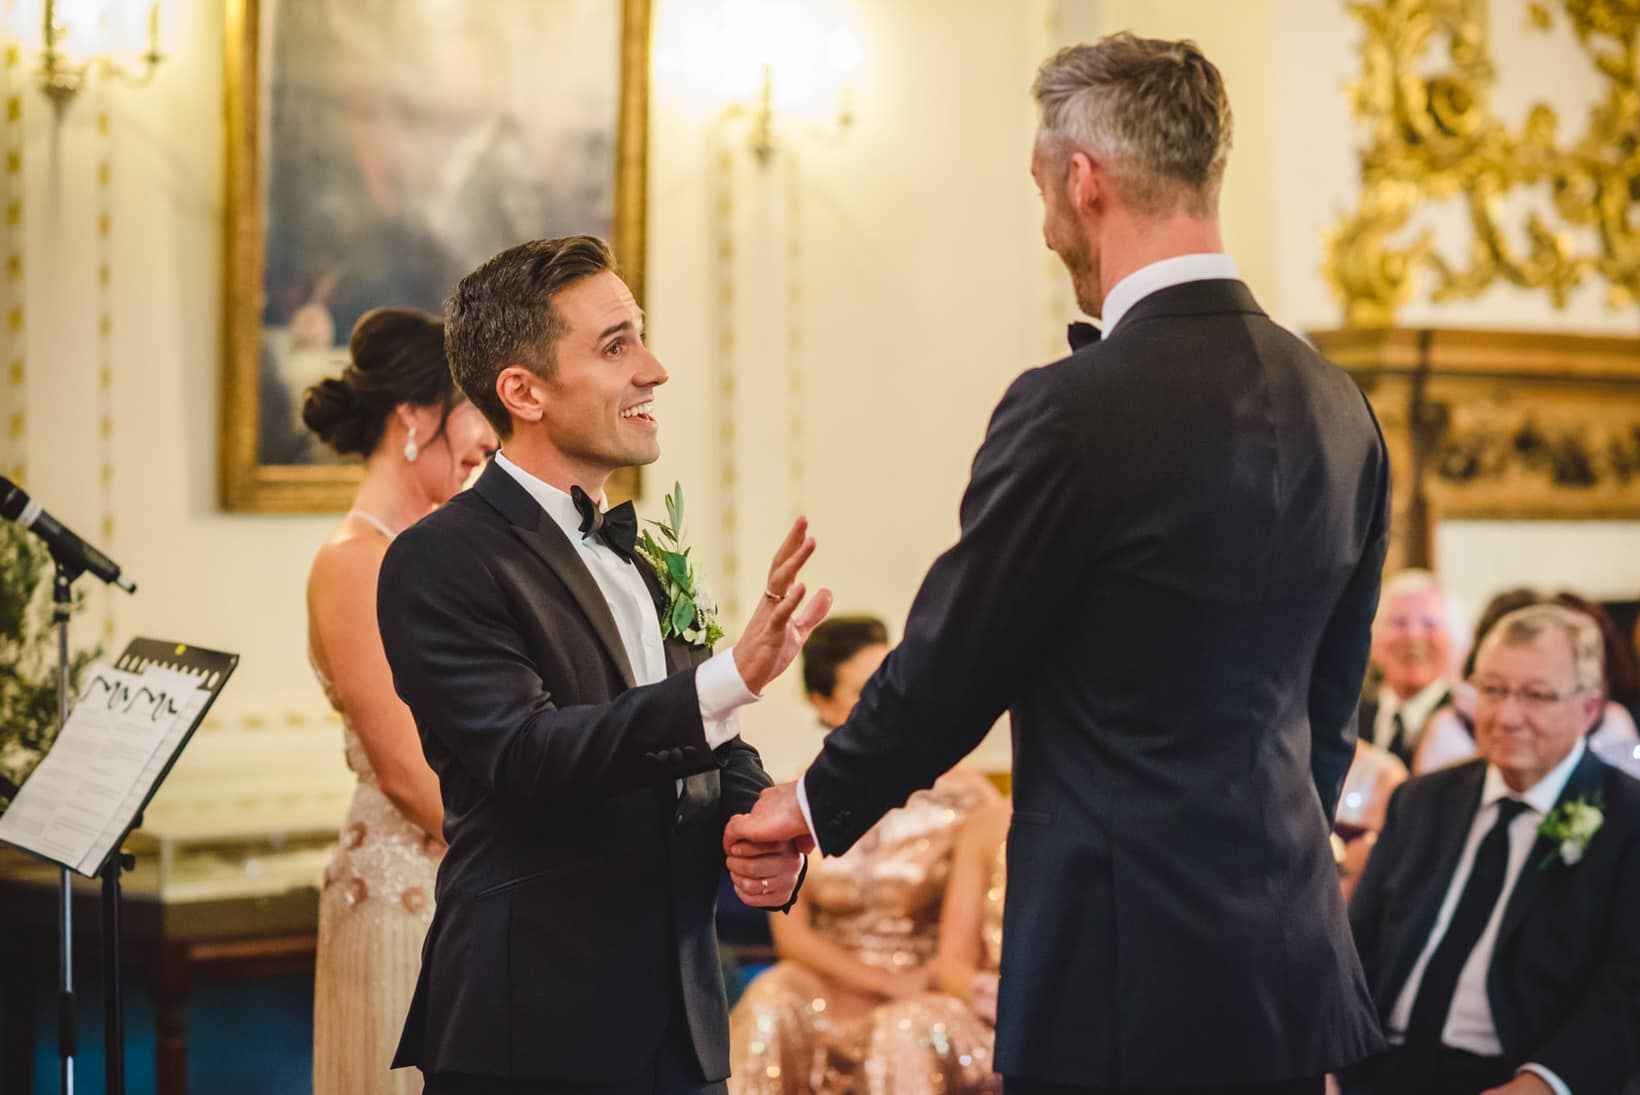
[311,660,441,1095]
[728,773,998,1094]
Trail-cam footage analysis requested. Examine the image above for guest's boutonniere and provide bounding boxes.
[1538,793,1604,869]
[636,482,725,647]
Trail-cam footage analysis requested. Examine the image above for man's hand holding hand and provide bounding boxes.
[724,835,804,908]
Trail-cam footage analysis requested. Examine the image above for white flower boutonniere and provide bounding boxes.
[636,482,725,648]
[1538,793,1604,869]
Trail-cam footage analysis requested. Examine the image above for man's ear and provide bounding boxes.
[496,366,545,425]
[1066,149,1101,214]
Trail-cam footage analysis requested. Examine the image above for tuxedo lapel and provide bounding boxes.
[473,463,638,690]
[1495,747,1607,950]
[1383,762,1487,1006]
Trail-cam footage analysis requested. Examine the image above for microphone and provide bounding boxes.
[0,476,136,593]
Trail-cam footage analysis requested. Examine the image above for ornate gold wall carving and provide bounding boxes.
[1326,0,1640,324]
[1312,326,1640,569]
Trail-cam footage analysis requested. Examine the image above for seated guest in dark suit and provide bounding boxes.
[1347,603,1640,1095]
[1360,569,1462,769]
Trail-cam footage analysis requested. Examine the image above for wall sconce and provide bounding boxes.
[36,0,163,110]
[695,0,862,165]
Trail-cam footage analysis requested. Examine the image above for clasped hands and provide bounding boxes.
[724,782,815,907]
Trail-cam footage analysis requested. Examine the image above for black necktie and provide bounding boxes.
[570,485,637,563]
[1400,797,1531,1072]
[1386,710,1409,763]
[1068,321,1102,350]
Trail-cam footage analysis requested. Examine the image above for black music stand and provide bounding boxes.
[0,638,237,1095]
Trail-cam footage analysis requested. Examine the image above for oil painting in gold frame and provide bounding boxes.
[221,0,650,510]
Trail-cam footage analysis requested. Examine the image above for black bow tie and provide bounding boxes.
[1068,321,1102,350]
[570,485,637,563]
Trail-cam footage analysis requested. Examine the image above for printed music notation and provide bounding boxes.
[0,664,210,874]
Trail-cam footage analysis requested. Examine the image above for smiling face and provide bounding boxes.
[1371,586,1455,700]
[1472,629,1601,791]
[502,270,667,484]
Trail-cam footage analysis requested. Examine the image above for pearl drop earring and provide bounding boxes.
[404,424,420,463]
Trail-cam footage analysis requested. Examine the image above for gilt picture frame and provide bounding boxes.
[221,0,650,511]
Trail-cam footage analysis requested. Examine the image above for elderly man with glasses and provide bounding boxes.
[1345,604,1640,1095]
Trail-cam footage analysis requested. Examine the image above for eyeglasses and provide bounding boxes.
[1468,678,1587,713]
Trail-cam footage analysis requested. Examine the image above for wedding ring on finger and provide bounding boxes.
[763,588,782,603]
[761,878,770,894]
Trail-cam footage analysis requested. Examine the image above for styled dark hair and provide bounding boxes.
[801,616,889,699]
[301,308,457,457]
[444,234,617,440]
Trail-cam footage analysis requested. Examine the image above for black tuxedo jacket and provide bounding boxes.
[377,462,776,1084]
[802,279,1389,1087]
[1350,750,1640,1092]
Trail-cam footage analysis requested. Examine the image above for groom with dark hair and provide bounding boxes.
[729,33,1389,1094]
[378,235,830,1094]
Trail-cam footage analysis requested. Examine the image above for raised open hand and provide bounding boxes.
[730,517,833,695]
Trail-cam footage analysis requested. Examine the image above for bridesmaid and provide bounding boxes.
[728,617,1000,1094]
[301,308,495,1095]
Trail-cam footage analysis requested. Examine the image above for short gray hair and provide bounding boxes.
[1478,604,1605,695]
[1031,32,1233,217]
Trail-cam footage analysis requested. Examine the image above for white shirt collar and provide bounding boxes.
[492,450,599,547]
[1099,253,1239,335]
[1481,737,1588,816]
[1379,676,1453,729]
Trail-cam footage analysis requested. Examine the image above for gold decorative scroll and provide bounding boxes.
[1326,0,1640,325]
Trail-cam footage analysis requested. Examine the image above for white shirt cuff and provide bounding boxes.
[1520,1064,1571,1095]
[697,649,758,750]
[796,773,824,855]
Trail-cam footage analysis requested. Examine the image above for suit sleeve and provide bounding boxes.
[803,366,1091,854]
[376,524,717,809]
[1527,807,1640,1090]
[1308,403,1390,824]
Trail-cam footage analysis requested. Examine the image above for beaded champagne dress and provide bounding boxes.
[728,772,1000,1094]
[310,656,441,1095]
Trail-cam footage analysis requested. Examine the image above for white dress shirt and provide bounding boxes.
[1386,739,1586,1095]
[794,252,1240,849]
[1373,677,1453,756]
[493,453,756,775]
[1099,252,1240,334]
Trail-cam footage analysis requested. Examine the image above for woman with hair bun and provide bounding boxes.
[303,307,495,1095]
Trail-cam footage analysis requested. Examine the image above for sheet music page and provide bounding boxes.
[0,664,200,875]
[76,665,212,874]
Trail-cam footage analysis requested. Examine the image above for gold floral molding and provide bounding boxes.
[1326,0,1640,325]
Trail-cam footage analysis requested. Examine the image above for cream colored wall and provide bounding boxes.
[7,1,1637,801]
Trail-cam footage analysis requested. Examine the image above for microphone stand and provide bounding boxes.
[51,559,77,1095]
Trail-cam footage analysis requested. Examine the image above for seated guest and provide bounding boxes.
[1362,570,1464,769]
[1347,604,1640,1095]
[859,796,1013,1095]
[727,617,999,1094]
[1418,591,1640,778]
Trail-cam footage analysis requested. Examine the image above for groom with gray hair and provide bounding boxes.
[728,31,1388,1095]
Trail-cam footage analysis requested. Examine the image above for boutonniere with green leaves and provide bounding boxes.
[1538,793,1604,869]
[636,483,724,648]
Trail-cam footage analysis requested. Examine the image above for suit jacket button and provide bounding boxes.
[670,748,685,763]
